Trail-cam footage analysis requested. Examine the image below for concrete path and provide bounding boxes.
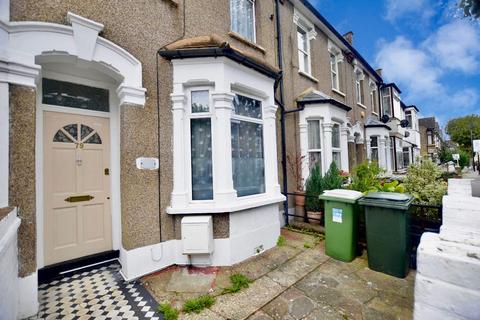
[462,170,480,197]
[142,228,415,319]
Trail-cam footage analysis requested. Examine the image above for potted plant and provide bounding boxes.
[287,153,306,207]
[304,163,324,224]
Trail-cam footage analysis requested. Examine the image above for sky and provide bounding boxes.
[309,0,480,128]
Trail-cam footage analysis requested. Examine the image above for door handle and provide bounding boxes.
[64,195,95,203]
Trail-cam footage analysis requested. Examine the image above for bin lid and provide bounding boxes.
[357,192,414,209]
[319,189,364,203]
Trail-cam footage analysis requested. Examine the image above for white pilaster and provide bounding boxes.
[378,137,387,170]
[323,123,333,174]
[340,126,349,172]
[0,82,8,207]
[264,104,281,194]
[170,93,188,208]
[385,137,393,173]
[211,92,237,203]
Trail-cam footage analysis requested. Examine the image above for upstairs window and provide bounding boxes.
[330,54,340,90]
[381,87,392,117]
[297,27,310,74]
[328,41,343,93]
[427,131,433,145]
[355,72,365,105]
[405,110,412,129]
[230,0,255,42]
[369,81,379,114]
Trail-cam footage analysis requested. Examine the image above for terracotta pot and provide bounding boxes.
[307,211,322,224]
[294,191,306,207]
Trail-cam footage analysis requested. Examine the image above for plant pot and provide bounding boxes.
[307,211,323,224]
[294,191,306,207]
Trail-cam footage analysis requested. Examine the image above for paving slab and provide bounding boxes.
[166,267,217,293]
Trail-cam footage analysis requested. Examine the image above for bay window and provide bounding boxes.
[382,87,392,117]
[230,0,255,42]
[403,147,410,167]
[190,90,213,200]
[307,119,322,172]
[231,94,265,197]
[370,136,379,163]
[332,123,341,167]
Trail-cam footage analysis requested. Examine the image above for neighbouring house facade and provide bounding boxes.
[419,117,442,162]
[0,0,422,317]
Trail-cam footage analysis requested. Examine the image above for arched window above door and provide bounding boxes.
[53,124,102,145]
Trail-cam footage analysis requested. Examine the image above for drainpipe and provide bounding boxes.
[155,0,187,242]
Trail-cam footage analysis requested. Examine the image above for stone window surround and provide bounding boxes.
[299,102,349,182]
[167,57,284,215]
[328,40,344,94]
[293,8,317,77]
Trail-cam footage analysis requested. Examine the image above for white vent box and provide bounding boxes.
[181,216,214,255]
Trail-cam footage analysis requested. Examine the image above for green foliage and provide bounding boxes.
[276,235,285,247]
[374,180,405,193]
[459,0,480,19]
[303,242,312,249]
[182,295,215,314]
[445,115,480,153]
[158,303,179,320]
[439,146,470,168]
[305,162,343,212]
[222,274,252,294]
[349,161,384,193]
[305,164,324,212]
[404,158,447,205]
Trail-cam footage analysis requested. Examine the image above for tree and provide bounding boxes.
[445,115,480,153]
[460,0,480,19]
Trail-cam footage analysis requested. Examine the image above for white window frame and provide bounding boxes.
[230,90,266,198]
[186,87,215,203]
[332,123,341,168]
[328,40,344,95]
[370,136,379,162]
[381,87,392,117]
[230,0,256,43]
[307,118,323,172]
[405,110,412,129]
[293,8,316,77]
[369,79,379,115]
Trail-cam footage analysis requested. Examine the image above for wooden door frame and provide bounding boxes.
[35,70,122,269]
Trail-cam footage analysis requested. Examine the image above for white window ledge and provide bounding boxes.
[332,88,346,97]
[166,193,286,214]
[298,70,319,83]
[357,102,367,109]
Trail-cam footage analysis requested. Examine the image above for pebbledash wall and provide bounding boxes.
[2,0,284,317]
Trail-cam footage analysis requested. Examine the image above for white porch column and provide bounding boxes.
[299,123,309,182]
[211,92,236,203]
[323,123,333,175]
[0,82,8,207]
[170,93,188,208]
[264,104,281,195]
[340,126,349,172]
[378,137,387,170]
[385,137,393,173]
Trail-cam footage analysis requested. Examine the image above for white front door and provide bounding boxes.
[43,111,112,266]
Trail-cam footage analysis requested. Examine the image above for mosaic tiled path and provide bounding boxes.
[33,262,161,320]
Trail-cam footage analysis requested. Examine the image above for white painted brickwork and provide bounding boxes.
[414,179,480,320]
[0,208,21,320]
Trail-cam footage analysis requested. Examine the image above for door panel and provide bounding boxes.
[44,111,112,266]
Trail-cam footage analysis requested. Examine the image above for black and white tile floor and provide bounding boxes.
[34,262,161,320]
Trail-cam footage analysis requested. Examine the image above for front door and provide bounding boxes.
[44,111,112,266]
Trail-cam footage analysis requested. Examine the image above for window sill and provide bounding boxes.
[357,103,367,109]
[228,31,266,54]
[166,193,286,214]
[298,70,319,83]
[372,111,379,116]
[332,88,346,97]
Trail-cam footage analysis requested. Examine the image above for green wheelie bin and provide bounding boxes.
[319,189,364,262]
[358,192,414,278]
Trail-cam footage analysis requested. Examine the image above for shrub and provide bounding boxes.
[322,161,343,190]
[276,235,285,246]
[222,274,252,294]
[404,157,447,205]
[305,164,324,212]
[183,295,215,314]
[374,180,405,193]
[158,303,179,320]
[349,161,384,193]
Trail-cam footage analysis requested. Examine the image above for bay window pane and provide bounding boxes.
[307,120,321,149]
[371,136,378,162]
[191,118,213,200]
[233,94,262,119]
[191,90,209,113]
[332,152,341,168]
[231,120,265,197]
[332,124,340,148]
[308,152,322,172]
